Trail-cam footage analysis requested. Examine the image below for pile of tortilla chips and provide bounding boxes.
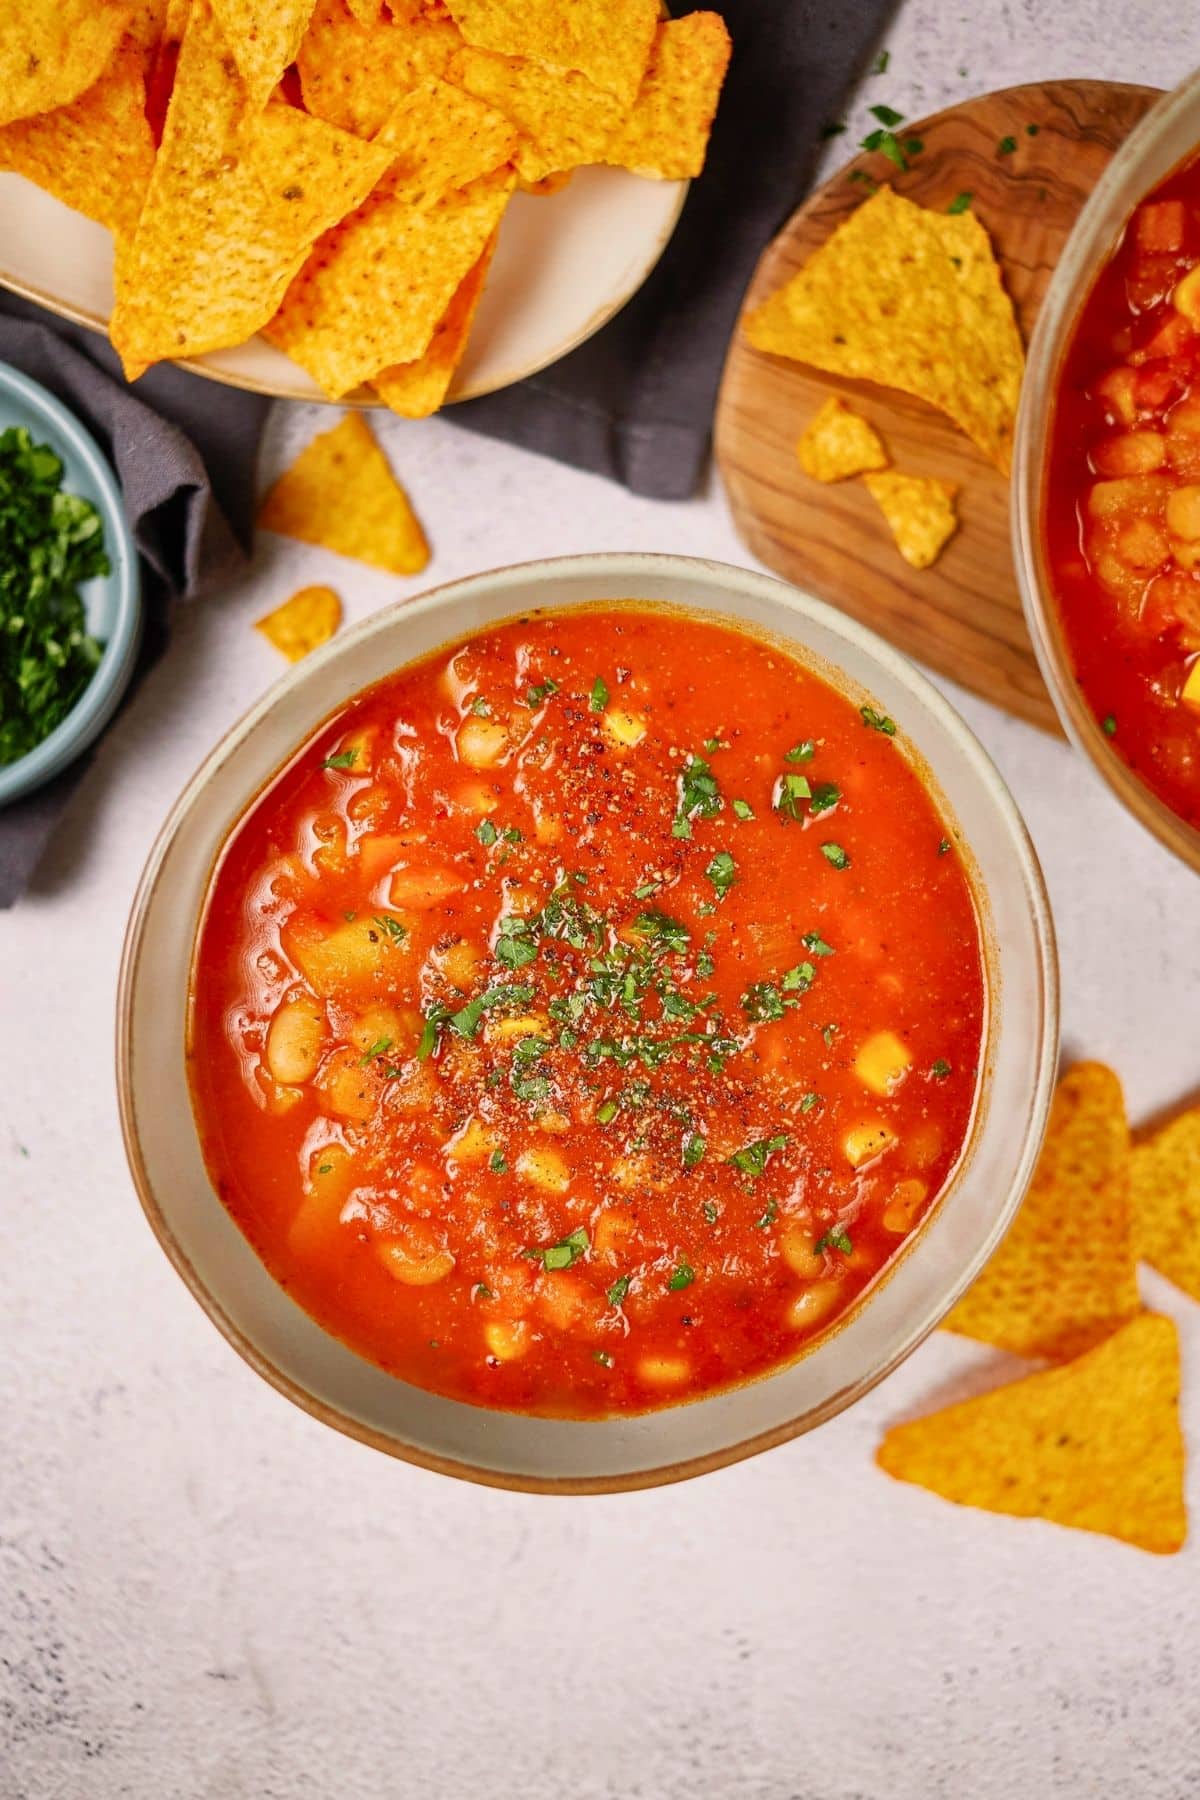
[0,0,731,417]
[876,1063,1199,1555]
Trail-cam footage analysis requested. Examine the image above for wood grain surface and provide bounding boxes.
[715,81,1161,734]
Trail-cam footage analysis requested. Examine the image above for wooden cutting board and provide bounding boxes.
[715,80,1160,734]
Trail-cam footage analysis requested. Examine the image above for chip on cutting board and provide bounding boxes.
[0,37,155,246]
[256,585,343,661]
[1131,1107,1200,1302]
[210,0,318,110]
[797,397,888,483]
[600,12,731,180]
[371,232,497,417]
[258,414,430,574]
[743,186,1025,474]
[877,1314,1186,1555]
[110,0,394,381]
[444,0,659,107]
[864,470,958,569]
[944,1062,1140,1361]
[0,2,130,129]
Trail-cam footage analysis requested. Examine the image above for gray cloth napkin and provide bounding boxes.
[456,0,897,498]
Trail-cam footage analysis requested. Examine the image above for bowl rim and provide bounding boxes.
[116,551,1059,1492]
[0,359,142,807]
[1013,64,1200,875]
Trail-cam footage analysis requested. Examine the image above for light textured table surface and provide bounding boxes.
[5,6,1200,1797]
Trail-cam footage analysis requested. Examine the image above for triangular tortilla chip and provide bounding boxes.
[864,469,958,569]
[743,185,1025,474]
[1132,1107,1200,1301]
[372,230,496,417]
[797,397,888,483]
[256,584,342,660]
[110,0,392,380]
[0,3,131,129]
[258,414,430,574]
[444,0,657,107]
[877,1314,1185,1554]
[210,0,318,110]
[449,45,620,185]
[944,1062,1140,1360]
[266,80,515,397]
[0,36,154,243]
[601,12,731,180]
[297,0,459,138]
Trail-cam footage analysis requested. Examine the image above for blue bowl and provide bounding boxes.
[0,362,141,807]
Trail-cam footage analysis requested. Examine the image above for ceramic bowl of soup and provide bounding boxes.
[1014,67,1200,871]
[117,553,1058,1490]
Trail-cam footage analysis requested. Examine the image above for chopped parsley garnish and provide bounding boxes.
[869,102,904,127]
[668,1262,695,1291]
[938,836,952,856]
[475,818,498,846]
[525,679,559,706]
[946,191,973,214]
[931,1059,952,1078]
[821,120,846,139]
[672,752,723,839]
[417,982,536,1057]
[815,1227,853,1255]
[704,850,737,900]
[594,1350,614,1367]
[861,125,912,170]
[322,748,358,770]
[809,782,840,815]
[775,772,811,821]
[703,735,724,753]
[800,1091,821,1113]
[683,1133,707,1168]
[732,798,754,820]
[997,134,1017,155]
[1026,122,1040,136]
[821,842,850,870]
[754,1199,778,1230]
[727,1133,788,1178]
[784,740,815,763]
[470,695,490,717]
[702,1200,720,1224]
[495,917,539,969]
[488,1150,507,1173]
[743,981,785,1023]
[530,1226,589,1271]
[359,1036,392,1064]
[1101,714,1117,737]
[802,931,834,957]
[821,1022,840,1046]
[317,1163,333,1175]
[631,909,690,954]
[372,913,407,942]
[873,48,890,72]
[590,675,609,712]
[782,959,816,992]
[509,1034,552,1105]
[596,1097,620,1124]
[607,1274,631,1306]
[860,705,896,735]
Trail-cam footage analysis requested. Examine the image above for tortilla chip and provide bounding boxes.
[342,0,379,20]
[297,0,459,138]
[110,0,392,380]
[449,45,620,185]
[209,0,317,110]
[372,229,496,417]
[258,414,430,574]
[744,186,1025,474]
[864,469,958,569]
[267,81,516,397]
[601,13,731,180]
[0,3,131,129]
[256,584,342,660]
[798,397,888,483]
[444,0,657,107]
[1132,1107,1200,1301]
[0,37,154,244]
[945,1062,1140,1361]
[126,1,170,54]
[877,1314,1185,1554]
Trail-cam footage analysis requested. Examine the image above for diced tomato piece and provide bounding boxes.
[1127,255,1181,312]
[1143,570,1200,646]
[1135,200,1186,254]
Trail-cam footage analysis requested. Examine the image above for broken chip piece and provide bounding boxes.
[863,469,959,569]
[1131,1106,1200,1302]
[257,414,430,574]
[256,584,343,661]
[0,2,130,129]
[877,1314,1186,1556]
[797,396,888,483]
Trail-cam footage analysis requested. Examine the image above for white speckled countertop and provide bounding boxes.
[5,5,1200,1796]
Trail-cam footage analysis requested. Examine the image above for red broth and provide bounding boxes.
[189,607,986,1416]
[1046,156,1200,830]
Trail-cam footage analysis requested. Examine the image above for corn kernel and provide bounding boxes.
[485,1319,530,1361]
[853,1029,912,1096]
[602,708,647,748]
[638,1355,690,1386]
[843,1121,898,1168]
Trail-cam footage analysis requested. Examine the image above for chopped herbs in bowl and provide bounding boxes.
[0,363,140,809]
[0,427,109,766]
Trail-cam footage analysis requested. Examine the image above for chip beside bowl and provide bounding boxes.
[0,361,140,808]
[117,553,1058,1491]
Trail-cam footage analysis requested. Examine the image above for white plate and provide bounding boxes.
[0,167,687,403]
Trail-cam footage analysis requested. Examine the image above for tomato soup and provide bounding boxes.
[1046,153,1200,830]
[189,607,986,1416]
